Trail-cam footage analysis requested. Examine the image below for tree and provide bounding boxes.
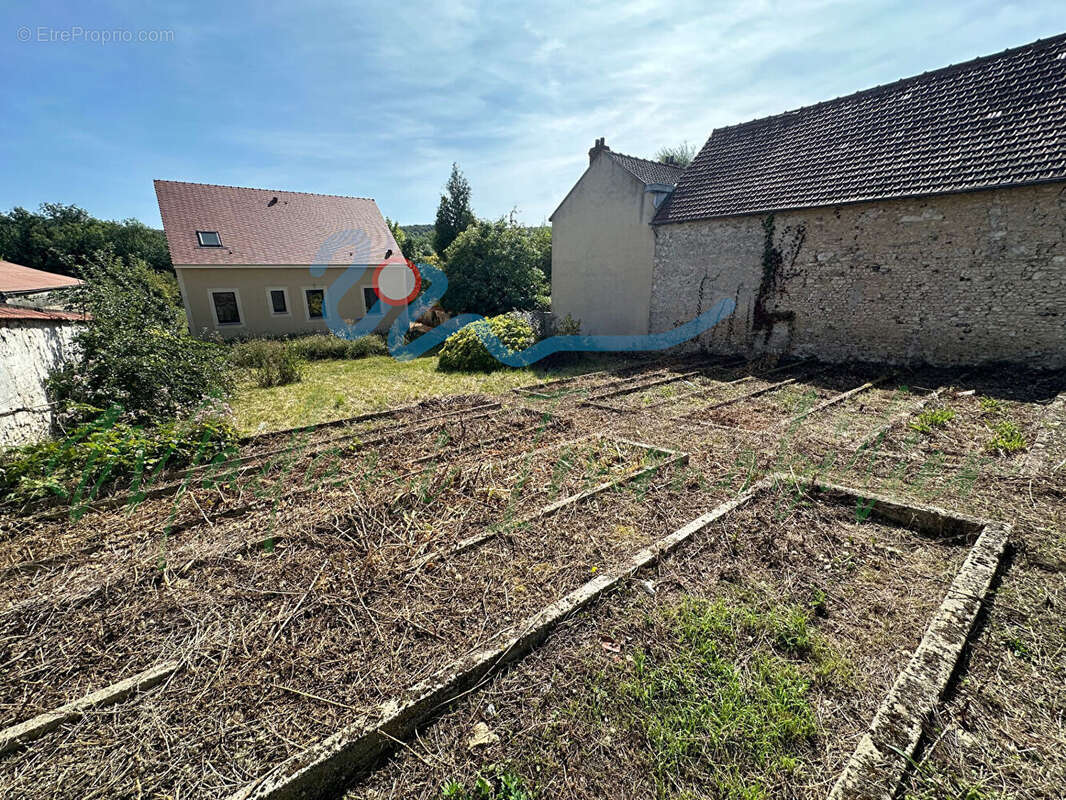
[440,219,548,316]
[47,248,230,424]
[433,163,475,255]
[655,141,698,168]
[0,203,172,277]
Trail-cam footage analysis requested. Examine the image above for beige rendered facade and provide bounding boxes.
[550,147,678,336]
[176,265,409,338]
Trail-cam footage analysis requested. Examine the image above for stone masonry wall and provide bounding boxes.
[0,319,81,447]
[650,183,1066,367]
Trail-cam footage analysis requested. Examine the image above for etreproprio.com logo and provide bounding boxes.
[314,229,736,365]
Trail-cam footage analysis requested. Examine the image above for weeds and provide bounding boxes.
[910,407,956,433]
[985,420,1027,454]
[581,594,832,799]
[441,768,532,799]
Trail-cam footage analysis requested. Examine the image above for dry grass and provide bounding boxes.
[0,358,1062,799]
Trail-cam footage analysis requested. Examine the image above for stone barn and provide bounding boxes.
[646,33,1066,368]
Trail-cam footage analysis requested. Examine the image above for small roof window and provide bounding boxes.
[197,230,222,247]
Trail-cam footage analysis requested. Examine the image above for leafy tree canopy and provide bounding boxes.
[0,202,171,277]
[440,217,549,316]
[433,163,475,255]
[655,141,698,168]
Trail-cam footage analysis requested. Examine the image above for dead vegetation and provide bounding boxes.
[0,358,1061,799]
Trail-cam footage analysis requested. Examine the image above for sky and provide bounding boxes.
[1,1,1063,229]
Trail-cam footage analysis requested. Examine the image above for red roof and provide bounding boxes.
[0,305,87,322]
[154,180,401,266]
[0,260,82,294]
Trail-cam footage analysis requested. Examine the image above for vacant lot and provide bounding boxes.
[0,356,1062,800]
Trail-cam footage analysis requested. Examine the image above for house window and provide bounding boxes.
[305,288,326,319]
[210,290,241,326]
[197,230,222,247]
[267,288,290,316]
[362,287,379,313]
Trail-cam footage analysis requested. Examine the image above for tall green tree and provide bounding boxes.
[440,218,548,316]
[433,163,475,255]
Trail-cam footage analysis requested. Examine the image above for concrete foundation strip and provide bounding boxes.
[227,479,768,800]
[409,441,689,571]
[585,358,803,413]
[1021,391,1066,476]
[778,374,892,429]
[849,388,944,453]
[769,475,1010,800]
[826,521,1008,799]
[0,661,180,756]
[677,367,826,423]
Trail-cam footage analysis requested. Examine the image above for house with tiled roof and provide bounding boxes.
[550,140,684,335]
[649,32,1066,367]
[154,180,408,338]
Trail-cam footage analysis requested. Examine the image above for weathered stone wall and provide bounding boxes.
[651,183,1066,367]
[0,319,81,447]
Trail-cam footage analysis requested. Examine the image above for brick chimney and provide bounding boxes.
[588,137,609,164]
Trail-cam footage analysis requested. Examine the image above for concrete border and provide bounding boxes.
[0,661,180,756]
[1021,391,1066,476]
[227,479,771,800]
[779,374,891,429]
[826,518,1009,799]
[408,438,689,571]
[674,369,824,424]
[771,474,1009,800]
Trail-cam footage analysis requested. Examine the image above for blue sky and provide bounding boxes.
[1,1,1062,228]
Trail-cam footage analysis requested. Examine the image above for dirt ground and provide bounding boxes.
[0,355,1062,800]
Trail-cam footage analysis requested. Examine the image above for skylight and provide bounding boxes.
[197,230,222,247]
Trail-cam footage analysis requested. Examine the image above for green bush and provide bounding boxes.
[47,248,230,424]
[289,334,387,361]
[437,314,535,372]
[0,404,238,507]
[228,340,303,387]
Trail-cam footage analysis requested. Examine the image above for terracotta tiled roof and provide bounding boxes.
[0,260,82,294]
[655,33,1066,223]
[607,152,685,186]
[0,305,87,322]
[154,180,402,266]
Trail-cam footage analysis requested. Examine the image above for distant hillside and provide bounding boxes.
[400,224,434,237]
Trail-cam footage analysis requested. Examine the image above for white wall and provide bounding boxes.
[0,320,81,447]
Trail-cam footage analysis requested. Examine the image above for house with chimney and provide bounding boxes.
[551,33,1066,367]
[549,140,683,336]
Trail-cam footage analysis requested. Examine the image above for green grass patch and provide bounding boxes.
[579,593,836,799]
[910,407,956,433]
[230,355,607,435]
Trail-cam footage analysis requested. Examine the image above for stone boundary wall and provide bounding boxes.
[0,318,81,447]
[651,182,1066,367]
